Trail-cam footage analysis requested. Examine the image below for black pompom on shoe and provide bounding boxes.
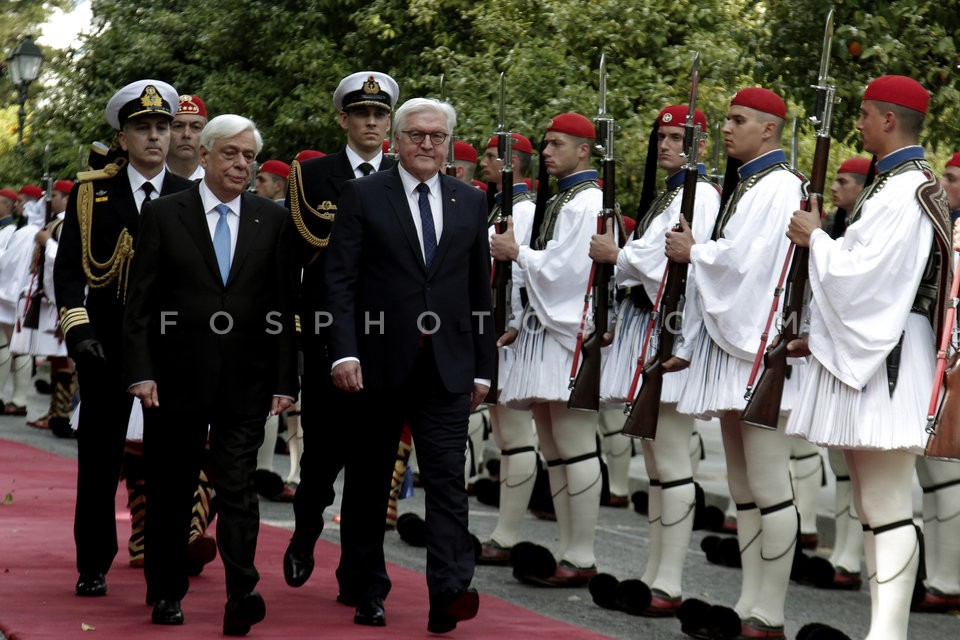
[676,598,714,639]
[587,573,620,609]
[396,512,427,547]
[510,541,556,584]
[613,578,652,616]
[473,477,500,507]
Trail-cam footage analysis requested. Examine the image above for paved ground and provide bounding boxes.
[1,371,956,639]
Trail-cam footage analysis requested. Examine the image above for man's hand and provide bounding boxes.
[662,356,690,372]
[787,199,822,248]
[589,218,619,264]
[489,217,519,262]
[497,327,519,348]
[332,360,363,392]
[74,338,106,363]
[786,337,812,358]
[35,228,52,246]
[129,381,159,409]
[664,216,694,264]
[270,396,294,416]
[470,383,490,412]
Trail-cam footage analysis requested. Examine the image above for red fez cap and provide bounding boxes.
[295,150,324,162]
[259,160,291,179]
[485,133,534,155]
[177,95,207,118]
[622,216,636,236]
[731,87,787,120]
[547,112,595,139]
[53,180,76,194]
[472,180,488,192]
[0,189,18,203]
[383,139,393,154]
[454,141,478,163]
[19,185,43,199]
[946,152,960,170]
[657,105,708,131]
[863,75,929,114]
[837,157,872,176]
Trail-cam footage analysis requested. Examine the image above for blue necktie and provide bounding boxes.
[213,204,232,285]
[416,183,436,269]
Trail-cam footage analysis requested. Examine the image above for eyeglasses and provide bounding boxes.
[401,130,449,145]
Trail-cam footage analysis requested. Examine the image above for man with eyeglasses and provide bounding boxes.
[281,71,402,598]
[325,97,494,633]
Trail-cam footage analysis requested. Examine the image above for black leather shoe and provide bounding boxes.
[151,600,184,625]
[223,591,266,636]
[336,591,359,607]
[428,587,479,633]
[354,597,386,626]
[283,539,315,588]
[75,572,107,597]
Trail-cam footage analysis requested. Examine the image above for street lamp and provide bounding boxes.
[6,36,43,144]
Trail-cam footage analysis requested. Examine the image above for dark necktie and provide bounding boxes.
[416,183,436,269]
[358,162,374,176]
[140,182,154,214]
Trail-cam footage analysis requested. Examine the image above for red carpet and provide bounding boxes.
[0,439,613,639]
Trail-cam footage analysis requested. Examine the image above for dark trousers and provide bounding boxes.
[143,397,266,600]
[339,340,474,600]
[73,354,134,575]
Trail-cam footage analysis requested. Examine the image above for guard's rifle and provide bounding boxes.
[622,52,702,438]
[485,72,514,404]
[22,143,55,330]
[568,54,618,411]
[741,9,836,429]
[706,121,724,186]
[790,117,799,170]
[42,142,53,224]
[440,74,457,177]
[924,234,960,460]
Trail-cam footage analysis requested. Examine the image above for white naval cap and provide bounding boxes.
[105,79,179,130]
[333,71,399,112]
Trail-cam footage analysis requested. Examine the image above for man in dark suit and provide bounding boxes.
[123,114,298,634]
[324,97,495,633]
[54,79,192,598]
[282,71,399,591]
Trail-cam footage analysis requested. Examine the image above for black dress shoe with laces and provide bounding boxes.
[283,539,315,587]
[151,600,184,625]
[223,591,266,636]
[354,597,386,626]
[428,587,479,633]
[75,572,107,597]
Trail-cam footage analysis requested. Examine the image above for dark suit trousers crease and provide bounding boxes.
[74,355,134,575]
[143,400,266,600]
[339,339,474,600]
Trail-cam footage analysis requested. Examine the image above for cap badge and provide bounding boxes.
[363,76,381,95]
[141,85,163,109]
[662,113,673,123]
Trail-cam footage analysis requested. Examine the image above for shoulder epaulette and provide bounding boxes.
[289,160,335,249]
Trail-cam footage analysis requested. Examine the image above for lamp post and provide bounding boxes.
[6,36,43,145]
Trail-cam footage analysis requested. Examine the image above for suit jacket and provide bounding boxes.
[122,186,299,416]
[54,167,193,359]
[287,149,397,357]
[324,167,495,394]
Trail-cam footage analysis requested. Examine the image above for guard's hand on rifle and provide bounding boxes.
[35,228,52,246]
[786,337,812,358]
[664,216,694,264]
[489,216,519,261]
[662,356,690,372]
[497,327,519,348]
[787,199,821,248]
[589,218,620,264]
[601,331,613,346]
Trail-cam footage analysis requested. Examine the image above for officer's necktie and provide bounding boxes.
[358,162,374,176]
[140,182,154,214]
[416,183,436,269]
[213,204,232,285]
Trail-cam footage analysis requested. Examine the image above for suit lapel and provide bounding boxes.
[384,168,427,270]
[228,192,262,285]
[115,171,139,234]
[178,188,222,283]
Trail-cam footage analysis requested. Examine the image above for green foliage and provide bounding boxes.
[2,0,958,210]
